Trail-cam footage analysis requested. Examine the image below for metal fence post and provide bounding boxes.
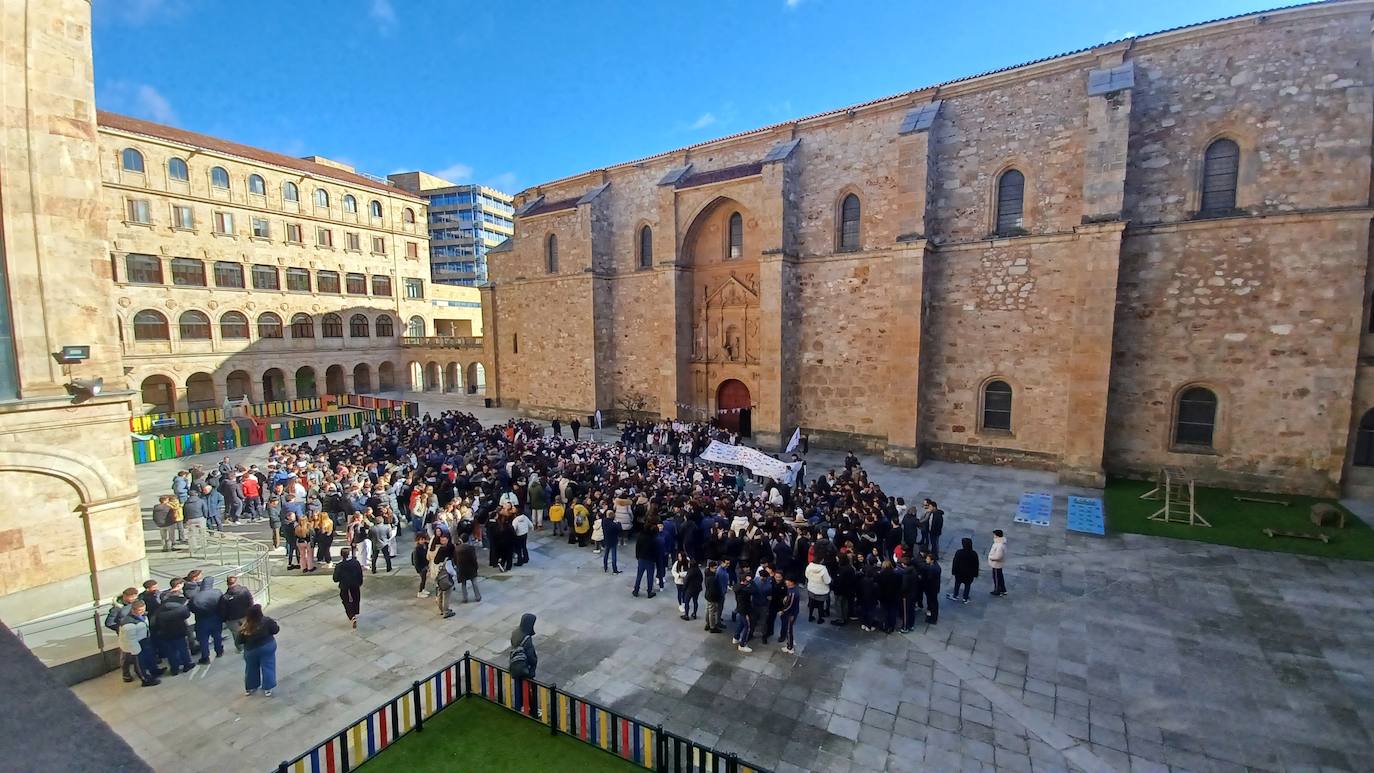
[412,680,424,732]
[550,684,559,736]
[278,762,288,773]
[726,752,738,773]
[337,730,350,772]
[655,724,666,773]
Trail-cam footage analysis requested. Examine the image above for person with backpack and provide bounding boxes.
[105,587,139,681]
[508,612,538,680]
[570,500,592,547]
[434,552,457,620]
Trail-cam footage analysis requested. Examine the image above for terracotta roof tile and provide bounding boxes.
[676,161,764,190]
[97,111,424,202]
[520,196,581,217]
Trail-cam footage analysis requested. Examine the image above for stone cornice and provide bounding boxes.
[1127,207,1374,234]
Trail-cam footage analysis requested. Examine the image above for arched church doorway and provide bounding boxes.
[717,379,752,436]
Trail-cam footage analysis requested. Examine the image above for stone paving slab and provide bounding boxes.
[71,393,1374,772]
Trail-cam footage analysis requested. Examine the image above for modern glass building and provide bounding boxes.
[388,172,514,286]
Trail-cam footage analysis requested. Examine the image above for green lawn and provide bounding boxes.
[360,697,638,773]
[1104,478,1374,561]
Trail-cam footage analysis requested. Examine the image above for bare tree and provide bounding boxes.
[615,390,650,420]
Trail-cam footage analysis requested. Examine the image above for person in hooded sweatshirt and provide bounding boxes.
[188,576,224,663]
[899,557,924,633]
[922,551,942,624]
[508,612,539,711]
[988,529,1008,597]
[949,537,980,604]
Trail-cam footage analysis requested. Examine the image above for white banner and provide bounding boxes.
[785,427,801,454]
[698,440,802,482]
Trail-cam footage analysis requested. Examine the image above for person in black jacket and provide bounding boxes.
[151,589,193,674]
[926,501,945,562]
[877,561,902,633]
[682,560,703,621]
[830,555,856,626]
[332,547,364,629]
[412,533,431,598]
[948,537,979,604]
[899,558,924,633]
[922,552,942,624]
[241,605,279,697]
[632,521,659,598]
[858,565,880,632]
[218,576,254,653]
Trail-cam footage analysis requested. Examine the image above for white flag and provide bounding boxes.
[594,409,603,429]
[785,427,801,454]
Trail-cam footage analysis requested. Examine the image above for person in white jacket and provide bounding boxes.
[987,529,1008,596]
[117,601,159,687]
[804,560,832,623]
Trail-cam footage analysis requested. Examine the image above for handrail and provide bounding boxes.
[399,336,484,349]
[275,651,771,773]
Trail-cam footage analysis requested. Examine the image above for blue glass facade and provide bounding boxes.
[418,183,514,286]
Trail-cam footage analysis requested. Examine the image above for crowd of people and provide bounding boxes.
[143,411,1012,693]
[106,569,278,696]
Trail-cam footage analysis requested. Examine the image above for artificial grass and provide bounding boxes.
[1104,478,1374,561]
[359,697,638,773]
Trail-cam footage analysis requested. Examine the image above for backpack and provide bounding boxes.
[436,568,455,591]
[574,510,588,530]
[509,635,532,679]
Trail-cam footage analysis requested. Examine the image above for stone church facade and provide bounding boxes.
[484,1,1374,496]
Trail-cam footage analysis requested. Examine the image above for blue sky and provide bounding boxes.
[94,0,1267,193]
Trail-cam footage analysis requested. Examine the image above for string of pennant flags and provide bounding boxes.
[670,401,756,414]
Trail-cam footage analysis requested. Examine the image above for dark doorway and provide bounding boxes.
[716,379,752,436]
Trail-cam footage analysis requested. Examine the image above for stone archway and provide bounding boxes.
[225,370,252,402]
[445,362,460,393]
[262,368,286,402]
[717,378,752,436]
[466,362,486,395]
[424,362,441,392]
[325,364,346,395]
[185,372,216,410]
[295,366,317,399]
[407,361,423,391]
[378,362,396,392]
[140,375,176,414]
[353,363,373,394]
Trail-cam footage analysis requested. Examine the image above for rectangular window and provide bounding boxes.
[213,261,245,288]
[125,253,163,284]
[371,236,386,254]
[406,242,419,258]
[371,275,392,296]
[127,199,151,224]
[170,257,206,286]
[172,205,194,230]
[213,211,235,235]
[286,223,302,243]
[317,270,340,294]
[251,264,279,290]
[346,232,361,251]
[346,272,367,295]
[251,217,271,238]
[285,267,311,292]
[316,227,333,247]
[404,278,424,299]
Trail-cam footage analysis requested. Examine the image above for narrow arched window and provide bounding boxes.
[210,166,230,189]
[257,312,283,339]
[343,195,357,214]
[1356,409,1374,467]
[407,316,426,337]
[219,311,249,340]
[639,225,653,269]
[1200,139,1239,214]
[370,200,383,218]
[983,380,1013,431]
[178,310,211,340]
[314,188,330,208]
[1174,386,1218,448]
[282,181,299,202]
[376,315,394,337]
[546,234,558,273]
[132,310,169,341]
[995,170,1025,236]
[167,157,188,181]
[248,174,265,195]
[121,148,144,173]
[403,208,415,224]
[321,313,343,338]
[728,212,743,259]
[349,314,370,337]
[839,193,860,252]
[290,313,314,339]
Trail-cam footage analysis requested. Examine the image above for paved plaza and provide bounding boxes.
[74,395,1374,773]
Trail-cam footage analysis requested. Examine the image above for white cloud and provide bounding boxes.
[1103,29,1137,42]
[99,81,178,124]
[433,162,474,183]
[485,172,519,192]
[688,112,717,130]
[785,0,804,8]
[370,0,397,29]
[135,85,178,123]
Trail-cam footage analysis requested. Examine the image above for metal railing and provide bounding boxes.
[152,530,273,605]
[276,653,771,773]
[399,336,483,349]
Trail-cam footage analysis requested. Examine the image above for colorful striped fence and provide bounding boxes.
[132,394,419,464]
[276,653,771,773]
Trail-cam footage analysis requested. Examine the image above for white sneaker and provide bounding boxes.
[737,645,753,653]
[782,646,796,655]
[678,604,685,613]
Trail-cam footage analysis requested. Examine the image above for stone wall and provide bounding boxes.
[488,2,1374,495]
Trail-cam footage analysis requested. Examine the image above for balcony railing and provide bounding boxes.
[400,336,483,349]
